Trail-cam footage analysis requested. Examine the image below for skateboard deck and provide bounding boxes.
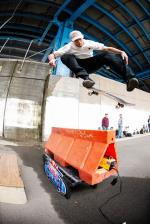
[87,86,135,108]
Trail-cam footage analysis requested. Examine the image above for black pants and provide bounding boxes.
[61,52,134,82]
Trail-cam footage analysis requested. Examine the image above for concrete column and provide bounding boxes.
[0,59,49,141]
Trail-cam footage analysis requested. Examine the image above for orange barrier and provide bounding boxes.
[45,127,118,185]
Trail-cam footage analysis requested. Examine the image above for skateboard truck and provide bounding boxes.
[88,90,125,108]
[116,102,124,109]
[88,90,99,96]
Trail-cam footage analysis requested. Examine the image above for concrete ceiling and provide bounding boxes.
[0,0,150,92]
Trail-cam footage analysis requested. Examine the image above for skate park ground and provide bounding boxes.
[0,133,150,224]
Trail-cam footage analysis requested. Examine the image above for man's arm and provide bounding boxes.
[48,53,56,67]
[103,46,128,65]
[48,43,71,67]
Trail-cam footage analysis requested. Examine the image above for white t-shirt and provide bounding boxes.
[54,39,105,59]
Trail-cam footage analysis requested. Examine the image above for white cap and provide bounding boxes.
[70,30,84,42]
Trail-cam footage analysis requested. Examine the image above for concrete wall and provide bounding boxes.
[0,59,49,141]
[43,74,150,141]
[0,59,150,142]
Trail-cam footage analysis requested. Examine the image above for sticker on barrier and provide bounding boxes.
[43,154,71,199]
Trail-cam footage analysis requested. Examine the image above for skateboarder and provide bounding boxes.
[48,30,139,91]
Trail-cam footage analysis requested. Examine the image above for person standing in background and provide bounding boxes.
[101,113,109,130]
[148,116,150,132]
[117,114,123,138]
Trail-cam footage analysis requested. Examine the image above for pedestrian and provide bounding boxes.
[48,30,139,91]
[117,114,123,138]
[148,116,150,132]
[101,113,109,130]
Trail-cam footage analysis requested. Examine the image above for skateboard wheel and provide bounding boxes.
[92,90,99,95]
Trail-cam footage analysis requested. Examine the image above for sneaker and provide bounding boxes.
[82,78,95,88]
[127,78,139,91]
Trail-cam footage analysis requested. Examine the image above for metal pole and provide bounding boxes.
[19,39,34,71]
[0,38,9,54]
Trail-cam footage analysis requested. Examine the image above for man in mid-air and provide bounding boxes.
[48,30,139,91]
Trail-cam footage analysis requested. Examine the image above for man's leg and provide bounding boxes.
[61,54,95,88]
[102,126,106,130]
[148,124,150,132]
[117,126,121,138]
[99,52,139,91]
[79,52,139,91]
[120,126,123,138]
[77,54,105,74]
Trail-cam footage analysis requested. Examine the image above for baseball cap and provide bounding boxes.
[70,30,84,42]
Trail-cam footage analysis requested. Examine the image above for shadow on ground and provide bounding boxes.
[1,144,150,224]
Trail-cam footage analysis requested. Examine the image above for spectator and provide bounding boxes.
[133,128,139,135]
[140,127,144,134]
[102,113,109,130]
[140,125,146,134]
[117,114,123,138]
[148,116,150,132]
[123,126,132,137]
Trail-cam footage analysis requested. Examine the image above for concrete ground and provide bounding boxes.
[0,134,150,224]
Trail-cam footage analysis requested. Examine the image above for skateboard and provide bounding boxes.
[87,86,135,108]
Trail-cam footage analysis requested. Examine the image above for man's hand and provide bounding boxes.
[121,51,128,65]
[49,59,56,67]
[48,53,56,67]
